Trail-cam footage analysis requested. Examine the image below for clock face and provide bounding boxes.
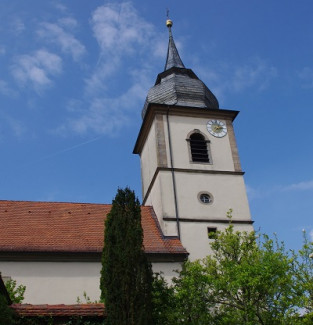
[207,120,227,138]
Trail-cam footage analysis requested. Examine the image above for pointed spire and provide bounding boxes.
[164,19,185,71]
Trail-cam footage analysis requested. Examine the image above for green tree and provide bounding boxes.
[100,187,153,325]
[0,293,16,325]
[204,227,301,324]
[293,231,313,323]
[5,279,26,303]
[171,216,302,324]
[152,273,176,325]
[173,261,216,325]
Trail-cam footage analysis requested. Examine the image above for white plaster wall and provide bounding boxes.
[142,113,251,234]
[163,114,171,167]
[151,262,182,284]
[167,115,235,171]
[173,172,251,220]
[145,175,178,237]
[140,112,253,262]
[0,261,101,304]
[154,170,251,221]
[145,177,165,229]
[0,261,182,304]
[179,221,254,261]
[140,120,158,198]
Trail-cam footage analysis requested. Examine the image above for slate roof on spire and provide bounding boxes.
[141,20,219,119]
[164,25,185,70]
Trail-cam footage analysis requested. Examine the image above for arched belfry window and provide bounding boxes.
[188,132,211,163]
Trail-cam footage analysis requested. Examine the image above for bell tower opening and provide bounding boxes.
[189,132,210,163]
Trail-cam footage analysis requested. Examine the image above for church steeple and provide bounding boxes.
[164,19,185,70]
[141,18,219,119]
[134,18,254,260]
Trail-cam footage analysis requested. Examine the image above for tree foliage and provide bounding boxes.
[152,273,176,325]
[153,215,313,324]
[0,293,16,325]
[100,187,153,325]
[293,230,313,323]
[201,226,301,324]
[5,278,26,303]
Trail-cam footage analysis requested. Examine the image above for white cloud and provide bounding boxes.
[196,58,277,100]
[53,3,67,13]
[246,184,261,200]
[91,2,154,56]
[0,80,17,97]
[11,49,62,91]
[53,3,278,138]
[310,229,313,241]
[231,59,277,92]
[61,69,150,136]
[10,17,25,35]
[85,2,159,96]
[58,17,78,29]
[152,38,168,59]
[68,98,128,135]
[283,180,313,191]
[56,2,161,136]
[37,21,86,61]
[246,180,313,202]
[84,57,120,96]
[245,184,283,201]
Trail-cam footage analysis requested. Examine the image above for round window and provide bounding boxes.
[199,193,212,204]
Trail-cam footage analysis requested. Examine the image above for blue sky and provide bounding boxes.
[1,0,313,251]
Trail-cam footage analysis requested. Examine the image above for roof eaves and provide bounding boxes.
[11,303,106,317]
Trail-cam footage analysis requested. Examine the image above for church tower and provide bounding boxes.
[133,20,253,260]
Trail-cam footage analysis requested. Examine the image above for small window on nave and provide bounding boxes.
[207,227,217,239]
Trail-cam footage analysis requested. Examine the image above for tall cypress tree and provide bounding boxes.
[100,187,153,325]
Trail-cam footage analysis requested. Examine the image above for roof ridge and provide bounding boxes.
[0,199,111,206]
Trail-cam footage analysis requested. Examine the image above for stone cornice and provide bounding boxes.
[163,217,254,224]
[142,167,245,205]
[133,103,239,155]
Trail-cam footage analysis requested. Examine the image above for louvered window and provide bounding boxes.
[189,133,210,163]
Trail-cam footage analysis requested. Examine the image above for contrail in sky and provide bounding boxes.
[25,135,105,166]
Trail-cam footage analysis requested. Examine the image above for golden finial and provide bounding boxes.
[166,9,173,28]
[166,19,173,28]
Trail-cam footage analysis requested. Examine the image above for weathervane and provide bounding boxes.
[166,8,173,28]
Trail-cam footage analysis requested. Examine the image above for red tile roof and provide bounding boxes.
[11,303,105,317]
[0,200,187,256]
